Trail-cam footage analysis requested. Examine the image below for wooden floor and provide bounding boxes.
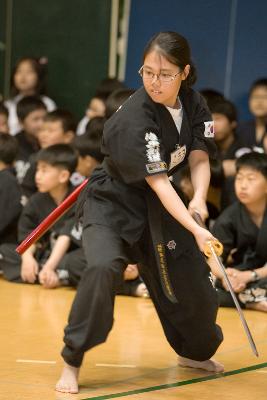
[0,276,267,400]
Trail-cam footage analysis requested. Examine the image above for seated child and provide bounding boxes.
[210,152,267,312]
[0,144,78,284]
[0,102,9,133]
[15,96,47,182]
[21,109,76,198]
[210,99,250,209]
[4,57,56,135]
[0,133,22,244]
[76,77,125,135]
[236,78,267,150]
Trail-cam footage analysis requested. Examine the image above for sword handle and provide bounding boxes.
[192,211,223,257]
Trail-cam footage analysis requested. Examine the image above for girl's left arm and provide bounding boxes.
[188,149,210,220]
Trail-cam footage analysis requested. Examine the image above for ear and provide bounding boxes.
[64,131,75,144]
[59,169,70,184]
[181,64,190,81]
[231,121,237,130]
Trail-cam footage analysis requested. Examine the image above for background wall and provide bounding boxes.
[0,0,111,118]
[125,0,267,121]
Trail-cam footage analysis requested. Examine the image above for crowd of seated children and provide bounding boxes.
[1,55,267,307]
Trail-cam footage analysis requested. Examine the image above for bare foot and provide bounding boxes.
[55,363,79,394]
[246,301,267,312]
[135,283,150,298]
[178,356,224,373]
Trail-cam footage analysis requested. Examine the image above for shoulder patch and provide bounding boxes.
[204,121,214,138]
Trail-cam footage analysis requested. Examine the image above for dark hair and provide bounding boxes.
[95,78,126,99]
[0,132,18,164]
[236,152,267,179]
[143,31,197,87]
[249,78,267,96]
[209,99,237,123]
[44,109,77,133]
[0,102,9,117]
[10,57,48,96]
[84,116,105,140]
[105,88,135,119]
[16,95,47,122]
[36,144,78,174]
[73,135,104,163]
[199,89,225,110]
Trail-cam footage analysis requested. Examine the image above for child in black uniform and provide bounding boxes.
[211,152,267,312]
[0,144,78,284]
[56,31,224,394]
[0,133,22,244]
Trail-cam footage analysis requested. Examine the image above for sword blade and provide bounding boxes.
[209,243,259,357]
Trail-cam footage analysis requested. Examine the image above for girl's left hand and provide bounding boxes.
[188,197,209,221]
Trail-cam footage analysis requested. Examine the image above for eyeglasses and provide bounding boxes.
[138,66,182,83]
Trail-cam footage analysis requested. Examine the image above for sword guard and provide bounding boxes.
[204,240,223,258]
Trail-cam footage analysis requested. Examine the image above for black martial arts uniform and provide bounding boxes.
[0,185,76,282]
[0,168,22,244]
[212,202,267,307]
[62,87,223,368]
[14,131,39,184]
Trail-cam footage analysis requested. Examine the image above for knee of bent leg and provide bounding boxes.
[85,255,125,279]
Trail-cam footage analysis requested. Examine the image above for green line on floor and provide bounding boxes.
[82,361,267,400]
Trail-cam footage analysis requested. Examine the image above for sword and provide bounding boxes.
[193,211,259,357]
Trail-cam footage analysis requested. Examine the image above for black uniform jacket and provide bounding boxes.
[212,202,267,270]
[83,86,216,246]
[18,185,76,261]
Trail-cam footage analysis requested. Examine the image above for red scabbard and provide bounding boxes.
[16,178,89,255]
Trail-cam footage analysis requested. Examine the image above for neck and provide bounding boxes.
[216,134,234,151]
[49,184,69,206]
[21,89,35,96]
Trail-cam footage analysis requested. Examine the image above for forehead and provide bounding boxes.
[43,119,63,128]
[143,50,176,70]
[236,166,264,177]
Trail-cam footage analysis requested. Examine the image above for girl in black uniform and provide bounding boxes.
[56,31,224,394]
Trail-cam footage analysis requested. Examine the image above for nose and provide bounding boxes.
[151,73,160,85]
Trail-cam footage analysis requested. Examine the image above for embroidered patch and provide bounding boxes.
[145,132,161,162]
[71,223,83,241]
[146,161,167,174]
[204,121,214,138]
[167,240,176,250]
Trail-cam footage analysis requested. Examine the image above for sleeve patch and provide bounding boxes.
[146,161,167,174]
[145,131,161,162]
[204,121,214,137]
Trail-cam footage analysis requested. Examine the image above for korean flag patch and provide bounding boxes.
[204,121,214,138]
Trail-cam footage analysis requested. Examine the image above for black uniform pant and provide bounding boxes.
[62,223,223,367]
